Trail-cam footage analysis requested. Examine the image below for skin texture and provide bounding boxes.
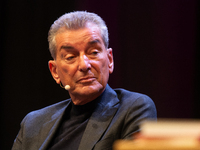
[49,22,114,105]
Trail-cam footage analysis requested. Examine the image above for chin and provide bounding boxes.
[82,85,103,95]
[77,83,104,96]
[71,84,105,105]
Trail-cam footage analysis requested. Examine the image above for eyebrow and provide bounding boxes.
[60,45,74,50]
[88,39,101,45]
[60,39,102,51]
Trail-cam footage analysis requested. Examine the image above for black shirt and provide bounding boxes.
[47,99,98,150]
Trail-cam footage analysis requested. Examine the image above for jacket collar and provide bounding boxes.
[78,84,120,150]
[39,84,119,150]
[39,101,71,150]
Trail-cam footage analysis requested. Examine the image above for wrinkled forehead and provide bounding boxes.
[57,22,100,33]
[56,26,104,48]
[54,23,103,46]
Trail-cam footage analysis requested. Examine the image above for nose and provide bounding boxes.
[78,55,91,72]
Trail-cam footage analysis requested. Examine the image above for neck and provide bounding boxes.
[69,85,107,105]
[70,93,101,105]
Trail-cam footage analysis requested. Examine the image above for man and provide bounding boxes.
[12,11,156,150]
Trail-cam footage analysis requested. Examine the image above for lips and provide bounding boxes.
[77,76,96,83]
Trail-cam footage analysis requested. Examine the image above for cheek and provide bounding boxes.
[57,62,67,73]
[57,62,75,79]
[93,60,109,79]
[101,57,110,72]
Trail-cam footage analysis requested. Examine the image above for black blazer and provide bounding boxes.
[12,85,157,150]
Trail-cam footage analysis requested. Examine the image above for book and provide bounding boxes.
[113,119,200,150]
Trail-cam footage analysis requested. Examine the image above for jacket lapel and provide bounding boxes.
[38,101,71,150]
[78,85,120,150]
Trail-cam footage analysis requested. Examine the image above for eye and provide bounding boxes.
[90,49,99,56]
[66,56,75,60]
[64,54,76,62]
[91,51,98,55]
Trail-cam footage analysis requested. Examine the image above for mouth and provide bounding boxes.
[77,76,96,83]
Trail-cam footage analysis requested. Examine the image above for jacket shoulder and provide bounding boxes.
[114,88,152,102]
[114,88,157,117]
[22,99,71,126]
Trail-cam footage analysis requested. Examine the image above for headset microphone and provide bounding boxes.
[64,85,70,90]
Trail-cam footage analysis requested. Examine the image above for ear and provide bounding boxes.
[48,60,61,84]
[107,48,114,74]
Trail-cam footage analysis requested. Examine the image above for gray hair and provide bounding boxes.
[48,11,109,59]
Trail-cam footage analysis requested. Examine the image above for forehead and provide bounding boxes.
[54,23,106,55]
[56,23,102,42]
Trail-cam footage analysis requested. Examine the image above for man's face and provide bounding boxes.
[49,23,114,105]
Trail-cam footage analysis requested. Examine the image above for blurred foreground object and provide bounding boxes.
[113,119,200,150]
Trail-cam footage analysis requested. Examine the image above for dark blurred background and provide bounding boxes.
[1,0,199,149]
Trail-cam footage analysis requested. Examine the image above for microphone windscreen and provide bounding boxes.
[64,85,70,90]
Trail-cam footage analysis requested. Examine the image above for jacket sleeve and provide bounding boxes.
[122,94,157,139]
[11,115,27,150]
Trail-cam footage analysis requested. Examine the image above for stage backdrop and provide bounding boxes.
[1,0,199,149]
